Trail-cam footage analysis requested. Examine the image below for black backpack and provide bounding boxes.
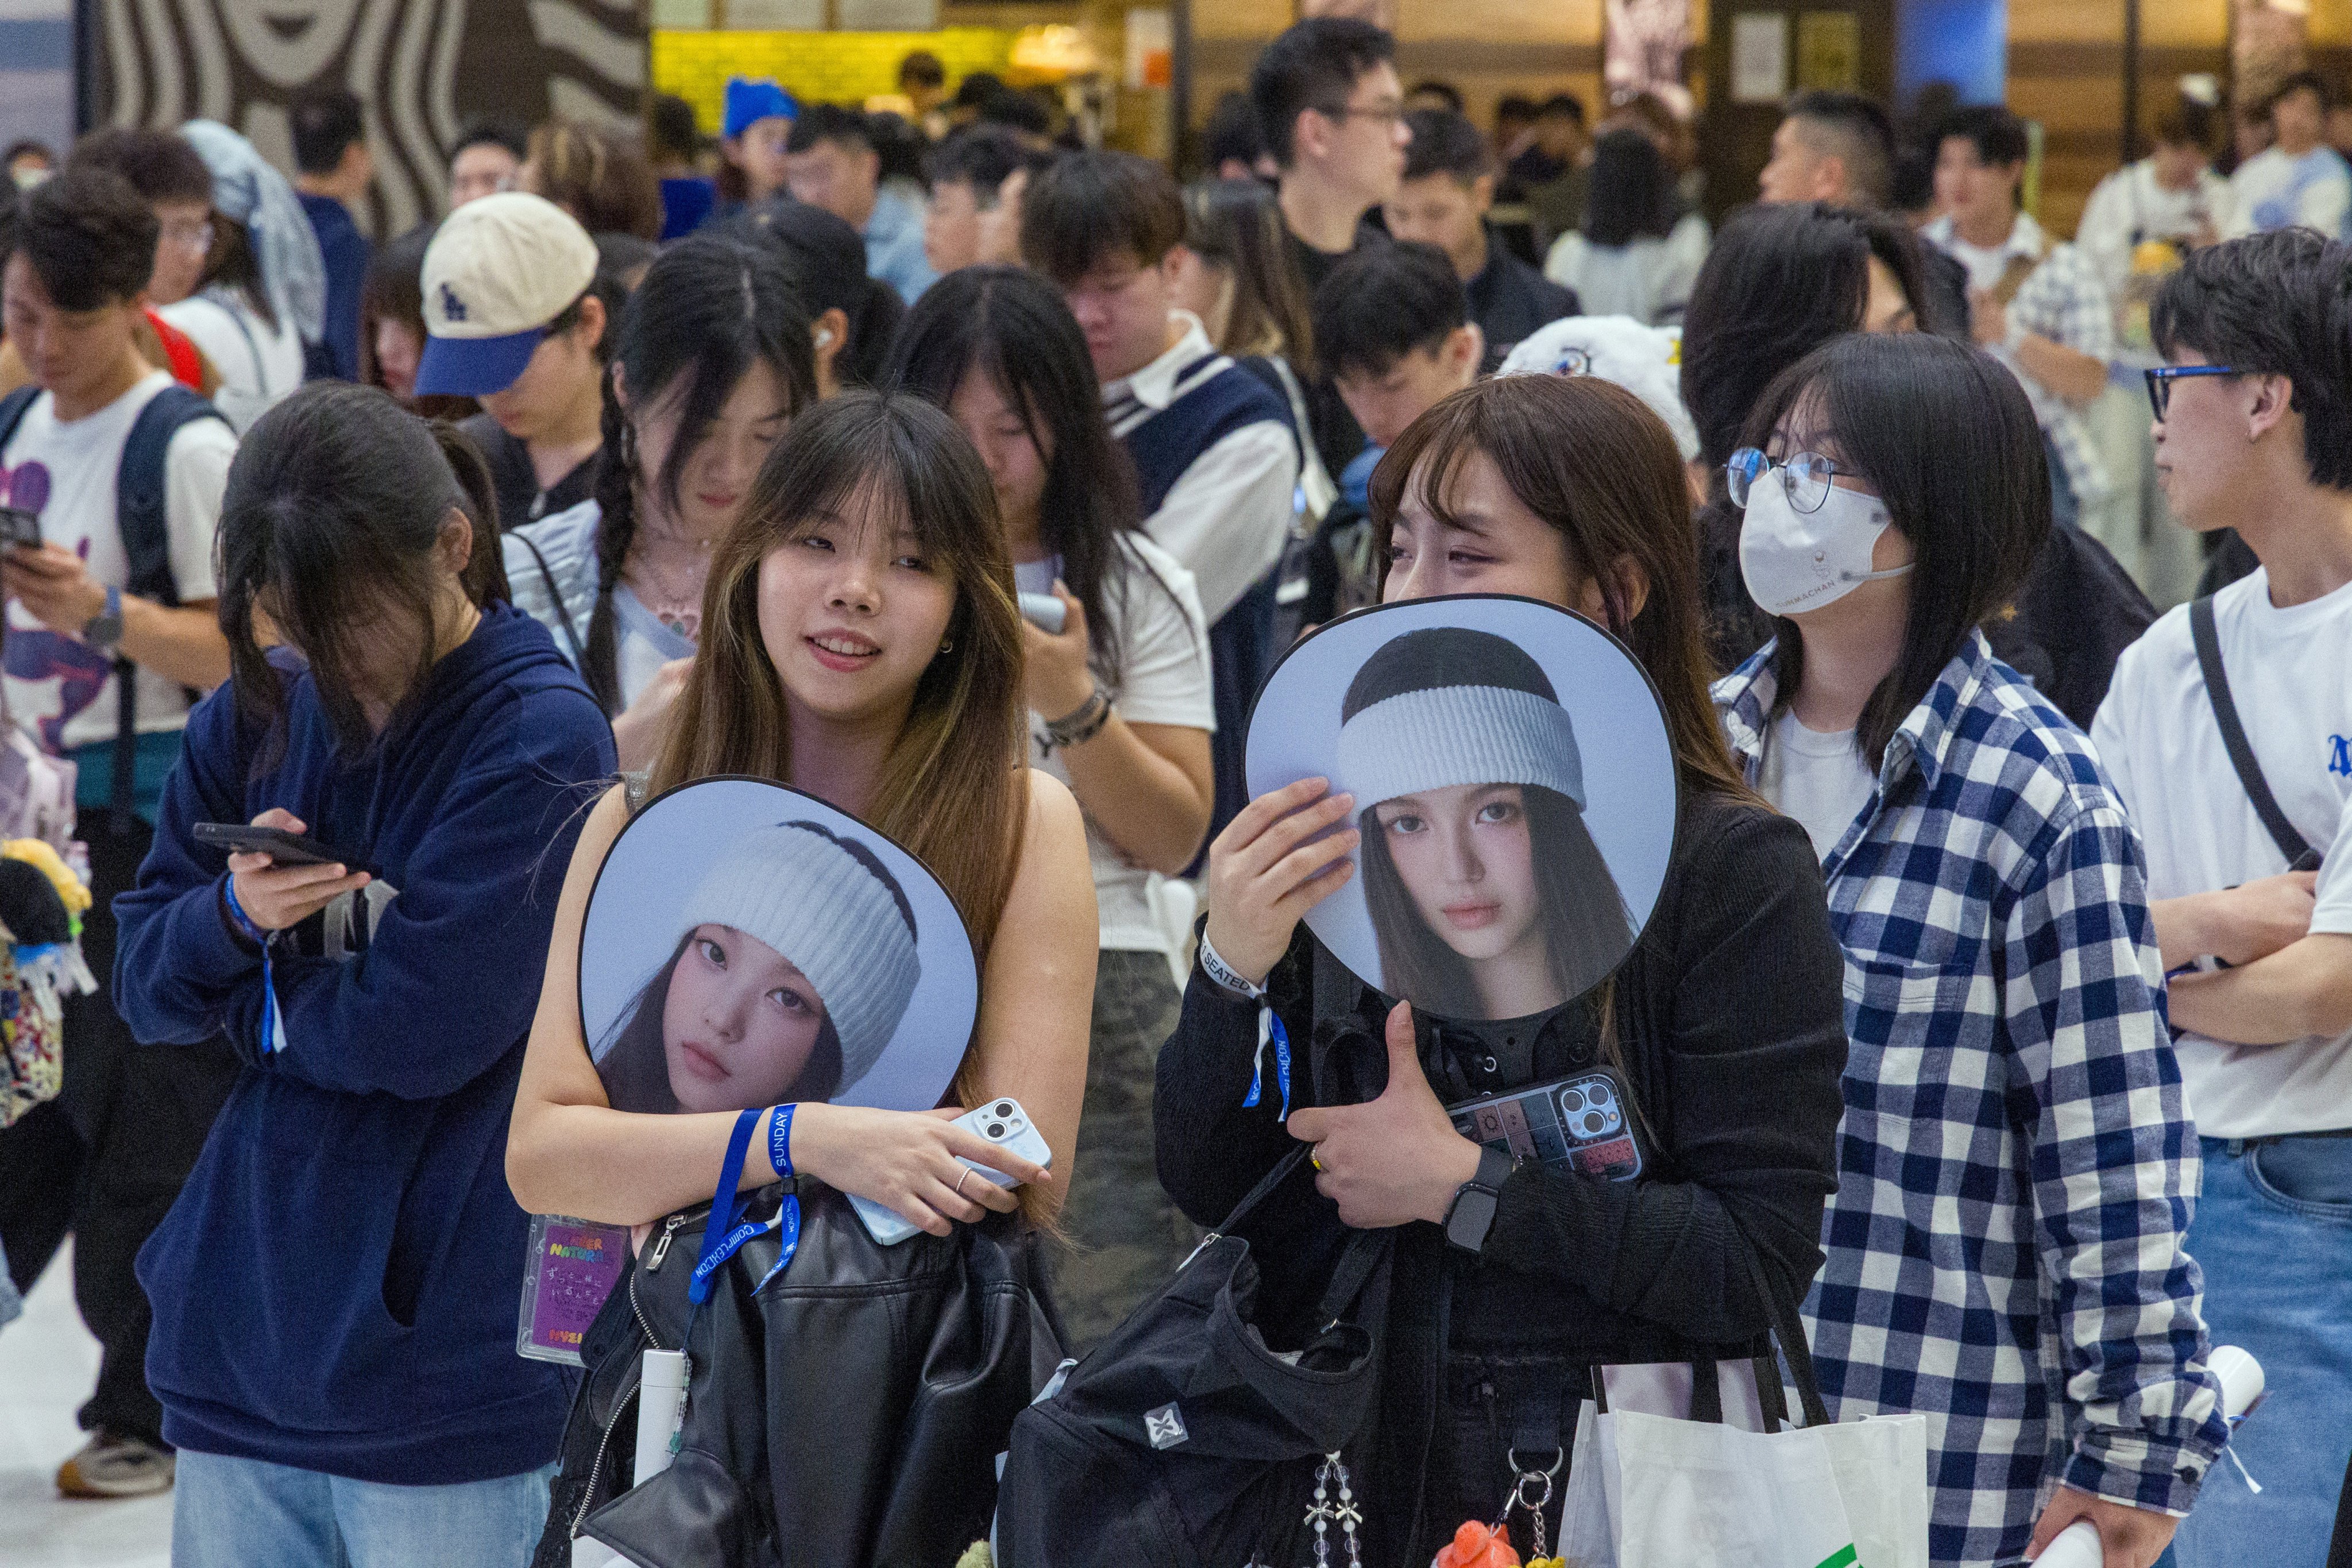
[995,1146,1393,1567]
[0,382,227,818]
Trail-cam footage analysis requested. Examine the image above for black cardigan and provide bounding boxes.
[1154,787,1849,1559]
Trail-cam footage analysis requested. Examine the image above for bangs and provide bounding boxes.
[1367,388,1488,546]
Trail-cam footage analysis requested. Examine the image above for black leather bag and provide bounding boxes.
[995,1148,1392,1567]
[532,1182,1065,1568]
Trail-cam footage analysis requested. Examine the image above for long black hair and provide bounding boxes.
[1745,333,2049,766]
[881,264,1164,690]
[1581,128,1679,247]
[218,381,510,759]
[1681,201,1938,473]
[584,233,817,711]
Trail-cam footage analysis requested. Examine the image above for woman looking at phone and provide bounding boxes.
[1154,373,1849,1561]
[110,383,619,1565]
[882,265,1212,1347]
[507,388,1094,1248]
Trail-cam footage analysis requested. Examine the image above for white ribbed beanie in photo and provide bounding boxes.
[675,822,921,1094]
[1334,625,1585,810]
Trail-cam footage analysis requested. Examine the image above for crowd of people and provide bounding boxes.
[0,18,2347,1568]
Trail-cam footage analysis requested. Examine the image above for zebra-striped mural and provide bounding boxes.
[91,0,645,238]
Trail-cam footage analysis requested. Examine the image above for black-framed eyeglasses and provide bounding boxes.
[1727,447,1847,512]
[2145,364,2240,420]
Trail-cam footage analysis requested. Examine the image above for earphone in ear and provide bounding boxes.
[816,329,835,348]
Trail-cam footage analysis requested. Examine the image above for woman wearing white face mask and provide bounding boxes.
[1712,331,2224,1568]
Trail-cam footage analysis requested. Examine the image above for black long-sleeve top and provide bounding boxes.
[1154,786,1849,1559]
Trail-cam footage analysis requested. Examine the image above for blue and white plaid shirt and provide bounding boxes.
[1716,634,2226,1568]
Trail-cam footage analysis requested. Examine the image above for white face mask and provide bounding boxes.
[1738,473,1911,617]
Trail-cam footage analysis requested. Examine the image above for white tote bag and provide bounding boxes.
[1557,1250,1929,1568]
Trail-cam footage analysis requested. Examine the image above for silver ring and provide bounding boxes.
[955,1168,976,1201]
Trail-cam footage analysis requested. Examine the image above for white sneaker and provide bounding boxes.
[56,1430,175,1497]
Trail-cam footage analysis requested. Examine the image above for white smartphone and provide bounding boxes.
[849,1097,1053,1247]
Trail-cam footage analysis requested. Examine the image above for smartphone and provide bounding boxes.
[192,822,374,877]
[850,1098,1053,1247]
[0,505,40,549]
[1016,592,1067,635]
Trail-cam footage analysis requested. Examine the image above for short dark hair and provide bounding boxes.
[6,167,156,310]
[1496,95,1539,123]
[1407,79,1465,114]
[899,49,945,90]
[953,71,1006,111]
[1401,108,1493,183]
[1937,103,2029,169]
[1202,90,1265,171]
[1020,149,1184,283]
[450,121,526,164]
[289,85,366,175]
[1783,90,1895,208]
[979,89,1054,139]
[786,103,875,157]
[2270,69,2336,115]
[65,127,213,207]
[1582,127,1678,246]
[725,198,902,387]
[2153,228,2352,491]
[1314,240,1464,378]
[647,92,704,164]
[1536,94,1586,124]
[1249,17,1396,167]
[925,126,1028,205]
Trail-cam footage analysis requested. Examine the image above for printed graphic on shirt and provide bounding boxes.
[0,459,114,752]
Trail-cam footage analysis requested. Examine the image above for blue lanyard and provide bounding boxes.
[687,1107,803,1307]
[221,876,288,1057]
[1241,1007,1292,1122]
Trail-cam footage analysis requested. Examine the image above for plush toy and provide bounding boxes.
[3,837,89,918]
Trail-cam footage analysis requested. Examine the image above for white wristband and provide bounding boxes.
[1197,932,1267,1001]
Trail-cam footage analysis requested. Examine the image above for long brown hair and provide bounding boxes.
[649,393,1029,1138]
[1368,374,1759,804]
[1181,177,1317,374]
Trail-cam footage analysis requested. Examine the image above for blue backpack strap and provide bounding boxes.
[0,385,40,453]
[105,385,229,822]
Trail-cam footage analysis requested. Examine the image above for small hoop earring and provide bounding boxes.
[938,635,955,654]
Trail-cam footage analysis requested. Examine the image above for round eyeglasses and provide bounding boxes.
[1726,447,1846,512]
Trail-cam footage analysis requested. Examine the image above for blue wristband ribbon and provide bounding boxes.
[222,875,289,1057]
[1241,1007,1292,1122]
[688,1107,804,1309]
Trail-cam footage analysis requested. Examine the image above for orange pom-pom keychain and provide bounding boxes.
[1433,1518,1520,1568]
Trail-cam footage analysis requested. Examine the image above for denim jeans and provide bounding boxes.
[173,1449,554,1568]
[2166,1134,2352,1567]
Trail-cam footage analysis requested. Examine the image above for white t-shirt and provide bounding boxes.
[1017,535,1214,954]
[157,291,305,435]
[2223,145,2352,241]
[1755,709,1876,862]
[0,372,233,752]
[2091,567,2352,1137]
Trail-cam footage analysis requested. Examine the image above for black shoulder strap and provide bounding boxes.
[510,528,589,670]
[2191,594,2322,872]
[109,385,227,822]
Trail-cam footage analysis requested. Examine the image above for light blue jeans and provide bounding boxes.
[2166,1134,2352,1567]
[173,1449,553,1568]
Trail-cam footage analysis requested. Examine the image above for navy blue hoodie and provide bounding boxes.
[115,601,616,1484]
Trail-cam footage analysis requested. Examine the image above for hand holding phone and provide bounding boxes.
[0,505,41,550]
[850,1098,1053,1246]
[205,810,373,933]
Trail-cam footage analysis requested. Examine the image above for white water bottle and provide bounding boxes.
[2034,1346,2264,1568]
[632,1349,688,1486]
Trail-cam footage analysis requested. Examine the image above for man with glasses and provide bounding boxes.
[2091,229,2352,1567]
[1249,16,1411,481]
